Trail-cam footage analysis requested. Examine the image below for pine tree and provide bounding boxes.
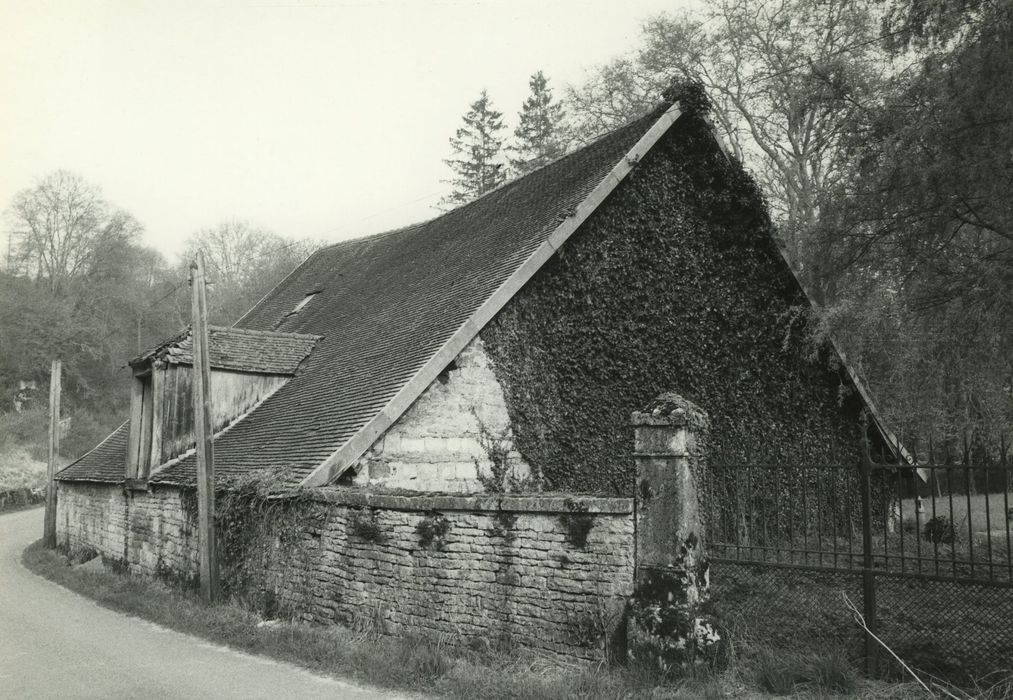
[509,71,566,176]
[440,90,506,209]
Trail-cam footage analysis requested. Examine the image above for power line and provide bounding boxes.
[72,234,316,363]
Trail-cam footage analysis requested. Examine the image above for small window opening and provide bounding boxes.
[289,292,317,315]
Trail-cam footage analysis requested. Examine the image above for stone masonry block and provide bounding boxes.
[58,480,635,662]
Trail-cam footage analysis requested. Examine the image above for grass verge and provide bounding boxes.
[22,540,724,699]
[25,540,994,699]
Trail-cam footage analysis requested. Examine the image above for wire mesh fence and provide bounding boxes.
[710,561,865,660]
[706,434,1013,685]
[874,577,1013,684]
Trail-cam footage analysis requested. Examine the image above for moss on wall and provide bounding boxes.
[481,114,863,495]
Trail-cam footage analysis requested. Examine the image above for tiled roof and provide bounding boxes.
[56,95,907,488]
[138,105,673,487]
[56,422,128,482]
[133,326,320,375]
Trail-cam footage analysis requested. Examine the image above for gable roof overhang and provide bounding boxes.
[131,326,321,376]
[702,122,918,477]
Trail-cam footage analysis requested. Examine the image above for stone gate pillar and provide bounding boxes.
[628,393,722,668]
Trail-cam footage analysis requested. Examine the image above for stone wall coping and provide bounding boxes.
[632,392,709,429]
[631,412,692,427]
[304,489,633,514]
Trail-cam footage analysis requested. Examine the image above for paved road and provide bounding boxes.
[0,508,407,699]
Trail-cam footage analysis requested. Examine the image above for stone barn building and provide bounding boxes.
[55,93,898,659]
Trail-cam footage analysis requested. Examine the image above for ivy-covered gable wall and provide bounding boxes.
[480,114,863,495]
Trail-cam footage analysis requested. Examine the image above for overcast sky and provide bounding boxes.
[2,0,691,263]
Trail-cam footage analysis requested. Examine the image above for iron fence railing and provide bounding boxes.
[708,440,1012,586]
[707,428,1013,680]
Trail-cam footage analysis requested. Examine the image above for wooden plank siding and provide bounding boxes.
[158,366,287,465]
[126,373,144,479]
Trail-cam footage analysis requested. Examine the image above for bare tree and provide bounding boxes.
[181,220,317,325]
[4,171,141,294]
[565,0,892,303]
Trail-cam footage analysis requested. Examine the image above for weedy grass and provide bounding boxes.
[748,649,858,697]
[21,540,724,699]
[22,540,1010,699]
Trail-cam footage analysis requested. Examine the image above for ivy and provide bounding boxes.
[481,114,863,496]
[179,468,318,612]
[348,508,387,544]
[415,512,451,550]
[559,498,595,549]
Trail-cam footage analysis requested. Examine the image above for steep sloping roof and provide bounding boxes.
[56,422,128,482]
[142,103,682,487]
[57,96,907,487]
[132,326,320,375]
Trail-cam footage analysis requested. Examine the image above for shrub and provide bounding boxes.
[0,406,123,463]
[0,456,47,488]
[416,512,451,550]
[0,447,48,512]
[923,516,955,544]
[559,498,595,548]
[348,509,386,543]
[61,409,122,461]
[0,409,49,460]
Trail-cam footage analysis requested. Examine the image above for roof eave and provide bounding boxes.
[54,420,129,482]
[766,245,921,479]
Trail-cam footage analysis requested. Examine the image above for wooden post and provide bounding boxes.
[859,414,878,677]
[44,359,61,548]
[190,251,219,603]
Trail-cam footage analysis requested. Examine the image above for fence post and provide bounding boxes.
[628,393,721,667]
[859,418,878,676]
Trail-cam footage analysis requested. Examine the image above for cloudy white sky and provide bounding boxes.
[2,0,692,263]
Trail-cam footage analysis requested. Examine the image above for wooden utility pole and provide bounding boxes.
[43,359,61,548]
[190,251,219,603]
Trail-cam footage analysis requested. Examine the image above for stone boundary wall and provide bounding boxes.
[56,482,635,660]
[265,490,634,659]
[0,486,46,513]
[57,482,197,576]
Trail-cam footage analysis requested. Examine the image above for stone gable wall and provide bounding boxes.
[56,482,634,660]
[348,336,532,492]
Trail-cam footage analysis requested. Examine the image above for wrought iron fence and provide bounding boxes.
[708,461,865,572]
[706,431,1013,683]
